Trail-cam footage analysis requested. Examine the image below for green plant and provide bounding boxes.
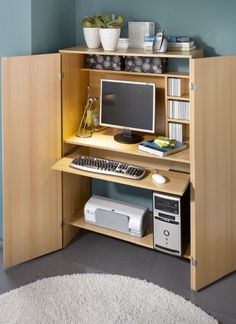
[81,14,123,28]
[80,15,97,28]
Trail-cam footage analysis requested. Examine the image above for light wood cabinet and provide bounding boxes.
[2,47,236,291]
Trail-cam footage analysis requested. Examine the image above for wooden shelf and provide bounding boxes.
[166,72,190,78]
[81,68,189,79]
[70,209,153,249]
[60,45,204,59]
[52,153,190,196]
[70,209,191,259]
[167,95,189,101]
[167,118,190,124]
[64,129,190,164]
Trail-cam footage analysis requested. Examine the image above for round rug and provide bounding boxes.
[0,273,217,324]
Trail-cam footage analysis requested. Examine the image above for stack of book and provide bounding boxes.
[168,100,190,120]
[167,78,182,96]
[168,123,183,142]
[144,35,155,49]
[138,137,186,157]
[167,36,196,51]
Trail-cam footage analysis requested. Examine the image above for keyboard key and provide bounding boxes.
[70,155,146,180]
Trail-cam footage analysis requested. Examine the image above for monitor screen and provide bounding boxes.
[100,79,156,143]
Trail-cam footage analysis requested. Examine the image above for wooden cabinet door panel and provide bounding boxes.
[190,55,236,290]
[2,54,62,268]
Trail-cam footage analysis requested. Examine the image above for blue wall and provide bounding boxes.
[0,0,76,240]
[31,0,75,54]
[76,0,236,57]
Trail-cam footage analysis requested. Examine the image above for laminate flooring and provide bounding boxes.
[0,231,236,324]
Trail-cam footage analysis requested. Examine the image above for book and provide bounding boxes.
[168,45,196,51]
[144,35,155,42]
[167,36,191,43]
[138,139,186,157]
[167,40,194,48]
[168,123,183,142]
[144,41,154,48]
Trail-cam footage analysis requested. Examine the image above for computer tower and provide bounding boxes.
[153,186,190,256]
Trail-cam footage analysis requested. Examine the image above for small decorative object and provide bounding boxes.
[125,56,167,74]
[76,87,99,138]
[95,14,123,51]
[80,16,100,49]
[153,28,168,53]
[117,38,129,49]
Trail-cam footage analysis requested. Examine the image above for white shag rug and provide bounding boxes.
[0,273,217,324]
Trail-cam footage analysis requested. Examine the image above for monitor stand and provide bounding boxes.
[114,129,143,144]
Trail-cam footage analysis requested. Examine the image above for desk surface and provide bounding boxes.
[64,129,190,165]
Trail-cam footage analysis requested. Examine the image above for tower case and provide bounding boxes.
[153,185,190,256]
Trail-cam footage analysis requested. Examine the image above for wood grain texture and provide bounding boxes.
[61,53,89,154]
[2,54,62,268]
[59,46,204,59]
[62,173,91,247]
[65,128,190,165]
[190,55,236,290]
[52,154,190,196]
[71,208,154,249]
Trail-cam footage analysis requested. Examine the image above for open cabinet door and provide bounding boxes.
[2,54,62,268]
[190,55,236,290]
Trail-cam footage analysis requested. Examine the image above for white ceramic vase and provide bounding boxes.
[99,28,121,51]
[83,27,100,49]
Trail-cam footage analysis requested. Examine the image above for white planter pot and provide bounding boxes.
[99,28,121,51]
[83,27,100,49]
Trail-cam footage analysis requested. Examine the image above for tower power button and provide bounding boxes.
[164,230,170,236]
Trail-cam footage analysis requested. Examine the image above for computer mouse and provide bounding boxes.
[152,173,166,185]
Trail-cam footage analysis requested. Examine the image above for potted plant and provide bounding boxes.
[95,14,124,51]
[80,15,101,49]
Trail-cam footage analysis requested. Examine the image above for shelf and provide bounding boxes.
[64,129,190,164]
[81,68,189,79]
[60,45,204,59]
[167,95,189,101]
[167,119,190,124]
[70,209,153,249]
[52,153,190,196]
[70,210,191,259]
[166,72,190,78]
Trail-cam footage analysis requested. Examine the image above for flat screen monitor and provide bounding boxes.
[100,79,156,144]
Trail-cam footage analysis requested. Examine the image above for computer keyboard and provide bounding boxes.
[70,155,146,180]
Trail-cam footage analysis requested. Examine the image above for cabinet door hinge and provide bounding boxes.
[189,82,196,91]
[191,257,197,267]
[59,72,64,80]
[60,220,64,228]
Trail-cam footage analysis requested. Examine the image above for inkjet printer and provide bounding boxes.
[84,195,148,237]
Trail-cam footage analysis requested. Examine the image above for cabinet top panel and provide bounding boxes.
[60,45,203,59]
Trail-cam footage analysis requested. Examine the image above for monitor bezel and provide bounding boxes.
[99,79,156,134]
